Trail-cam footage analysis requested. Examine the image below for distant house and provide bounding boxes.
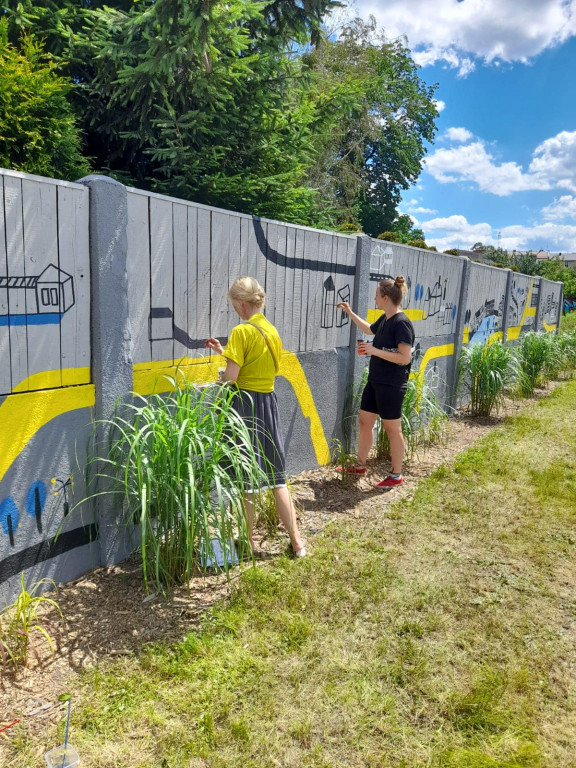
[536,251,576,268]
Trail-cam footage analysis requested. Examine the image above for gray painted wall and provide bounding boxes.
[0,168,564,603]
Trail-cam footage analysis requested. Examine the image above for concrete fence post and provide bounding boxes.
[501,269,514,344]
[79,175,135,566]
[557,282,564,334]
[448,256,471,410]
[342,235,372,451]
[534,276,544,333]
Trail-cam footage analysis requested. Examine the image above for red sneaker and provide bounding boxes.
[374,475,403,488]
[337,465,366,475]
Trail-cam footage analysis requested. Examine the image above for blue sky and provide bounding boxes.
[349,0,576,253]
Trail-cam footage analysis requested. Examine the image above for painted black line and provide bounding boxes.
[251,219,356,276]
[0,523,99,585]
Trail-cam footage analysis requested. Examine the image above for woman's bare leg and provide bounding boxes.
[381,417,404,474]
[243,493,257,549]
[275,485,305,552]
[357,409,378,465]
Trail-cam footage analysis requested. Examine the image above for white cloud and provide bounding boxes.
[529,131,576,192]
[500,222,576,250]
[425,141,549,195]
[443,127,474,143]
[419,212,576,252]
[425,129,576,197]
[355,0,576,73]
[421,214,493,251]
[402,197,437,215]
[433,99,446,113]
[542,195,576,221]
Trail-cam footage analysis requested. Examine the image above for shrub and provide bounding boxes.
[406,238,428,249]
[335,222,362,234]
[377,231,399,242]
[90,378,268,591]
[514,332,554,397]
[458,340,517,417]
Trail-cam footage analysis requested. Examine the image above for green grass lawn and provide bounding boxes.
[560,311,576,333]
[10,381,576,768]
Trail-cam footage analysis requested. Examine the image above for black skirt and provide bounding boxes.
[231,389,287,489]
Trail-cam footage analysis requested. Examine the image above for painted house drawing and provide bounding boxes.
[0,264,75,326]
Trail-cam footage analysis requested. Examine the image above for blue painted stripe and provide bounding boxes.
[0,313,63,326]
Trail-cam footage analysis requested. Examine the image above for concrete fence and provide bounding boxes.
[0,168,563,602]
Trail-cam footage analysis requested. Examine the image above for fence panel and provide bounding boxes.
[463,262,508,346]
[537,277,563,332]
[506,272,538,340]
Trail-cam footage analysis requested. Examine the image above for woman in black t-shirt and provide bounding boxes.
[337,276,415,488]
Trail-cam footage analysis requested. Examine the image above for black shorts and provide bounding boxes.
[360,380,406,421]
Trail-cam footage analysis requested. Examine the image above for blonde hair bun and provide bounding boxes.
[227,276,266,308]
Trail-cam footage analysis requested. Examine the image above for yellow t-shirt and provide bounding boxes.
[222,313,282,393]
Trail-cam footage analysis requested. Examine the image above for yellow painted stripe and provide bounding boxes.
[61,367,91,387]
[487,331,503,345]
[0,385,95,485]
[417,343,454,377]
[133,357,220,396]
[12,367,91,393]
[133,353,331,465]
[411,342,454,406]
[279,352,331,465]
[543,321,557,333]
[367,308,426,324]
[462,327,470,344]
[403,309,426,322]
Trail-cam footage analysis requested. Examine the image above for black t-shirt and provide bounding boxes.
[368,312,415,388]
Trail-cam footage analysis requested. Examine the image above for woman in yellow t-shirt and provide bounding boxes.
[205,277,306,558]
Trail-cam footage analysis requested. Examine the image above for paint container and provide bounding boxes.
[357,339,366,355]
[44,744,80,767]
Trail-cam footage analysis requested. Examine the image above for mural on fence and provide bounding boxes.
[0,168,564,599]
[538,279,562,332]
[506,273,537,340]
[126,189,358,465]
[368,240,462,334]
[0,171,94,589]
[366,239,464,408]
[462,263,508,346]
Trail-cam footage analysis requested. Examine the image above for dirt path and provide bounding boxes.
[0,386,556,760]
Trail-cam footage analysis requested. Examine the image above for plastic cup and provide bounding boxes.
[357,339,366,356]
[44,744,80,767]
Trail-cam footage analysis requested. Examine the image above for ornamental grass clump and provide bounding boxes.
[515,331,554,397]
[458,340,516,417]
[376,376,448,459]
[0,574,62,667]
[95,379,267,591]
